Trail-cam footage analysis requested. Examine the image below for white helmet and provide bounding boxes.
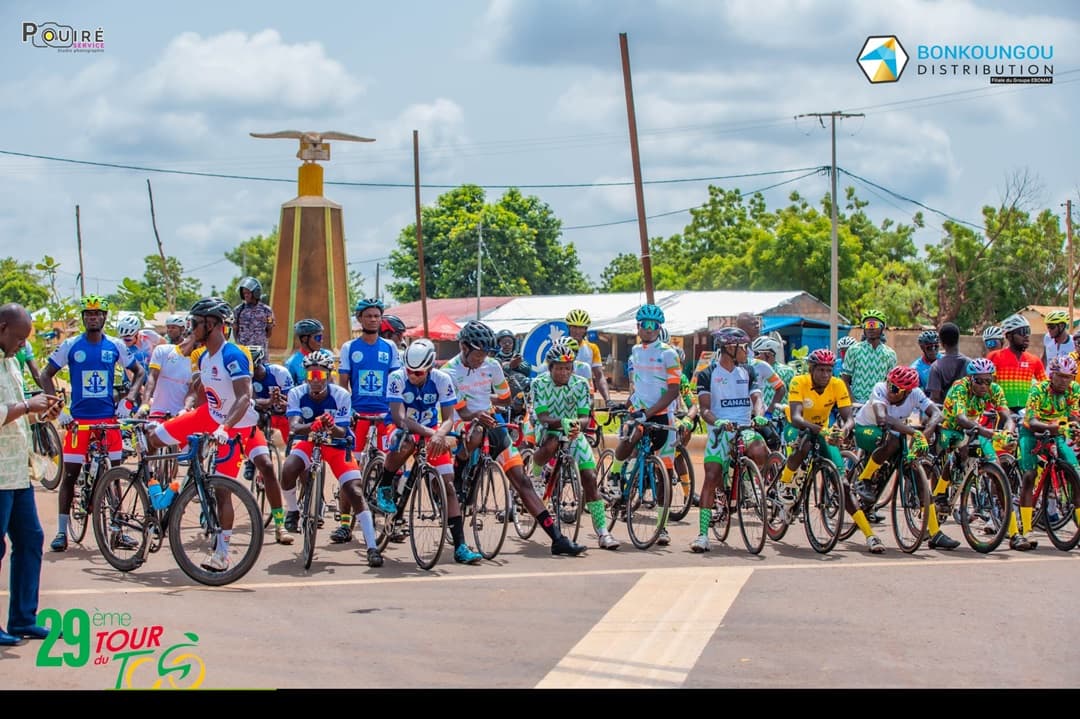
[116,315,142,338]
[837,335,857,350]
[1000,314,1030,334]
[750,335,782,358]
[403,338,436,372]
[982,325,1004,342]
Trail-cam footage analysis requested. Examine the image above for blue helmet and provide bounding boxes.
[353,297,384,314]
[635,304,665,324]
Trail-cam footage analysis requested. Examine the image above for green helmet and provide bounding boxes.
[861,309,887,326]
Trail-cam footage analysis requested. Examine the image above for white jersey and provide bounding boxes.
[627,340,681,411]
[386,367,458,429]
[853,382,934,425]
[695,360,763,426]
[442,354,511,420]
[1044,333,1076,364]
[197,342,258,428]
[147,344,192,415]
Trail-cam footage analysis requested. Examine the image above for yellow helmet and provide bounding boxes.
[565,309,591,327]
[1045,310,1069,326]
[80,295,109,312]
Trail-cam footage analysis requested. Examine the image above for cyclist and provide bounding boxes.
[1013,354,1080,551]
[668,337,699,506]
[910,329,941,391]
[530,339,620,550]
[988,313,1046,414]
[565,309,612,406]
[383,338,483,565]
[249,345,293,447]
[689,327,770,553]
[608,305,682,547]
[749,334,790,451]
[851,365,946,552]
[927,322,970,404]
[40,296,142,552]
[380,314,408,354]
[233,276,275,354]
[285,318,324,387]
[495,329,532,426]
[1041,309,1075,366]
[116,314,163,404]
[834,335,856,378]
[280,349,383,567]
[338,298,402,542]
[148,297,294,566]
[842,310,897,404]
[981,325,1004,358]
[139,315,195,418]
[444,320,586,556]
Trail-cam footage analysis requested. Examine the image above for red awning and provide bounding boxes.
[404,314,461,341]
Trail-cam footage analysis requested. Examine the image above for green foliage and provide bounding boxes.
[387,185,591,302]
[106,256,202,314]
[223,229,278,303]
[0,257,49,309]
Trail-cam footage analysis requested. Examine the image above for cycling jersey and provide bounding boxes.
[843,341,898,403]
[988,348,1046,410]
[1043,332,1076,364]
[47,334,135,419]
[386,367,457,429]
[910,355,938,391]
[338,336,402,416]
[853,382,933,425]
[443,354,511,418]
[941,377,1007,432]
[695,360,762,426]
[191,344,252,375]
[252,363,293,410]
[147,344,192,416]
[760,361,793,409]
[628,340,681,411]
[785,374,851,428]
[530,373,591,421]
[1023,379,1080,427]
[576,340,603,370]
[285,382,353,432]
[197,342,258,428]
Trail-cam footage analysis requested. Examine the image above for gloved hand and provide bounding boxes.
[752,415,769,428]
[58,407,74,428]
[907,432,929,458]
[212,425,230,444]
[630,410,646,423]
[116,399,134,419]
[310,414,329,432]
[135,403,151,419]
[561,418,576,435]
[713,419,732,432]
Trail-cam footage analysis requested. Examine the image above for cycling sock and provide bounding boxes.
[57,514,69,535]
[927,503,941,535]
[1020,506,1033,535]
[852,510,873,537]
[1008,511,1019,536]
[271,507,285,526]
[379,468,395,488]
[933,477,949,497]
[679,473,691,496]
[339,512,352,529]
[858,457,881,481]
[780,465,796,485]
[283,487,298,512]
[537,510,559,540]
[448,515,465,547]
[699,507,712,536]
[586,499,606,532]
[358,510,377,548]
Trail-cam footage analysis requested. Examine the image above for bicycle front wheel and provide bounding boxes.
[736,456,767,555]
[710,485,732,543]
[410,466,448,570]
[803,459,844,554]
[1045,461,1080,551]
[762,451,790,542]
[837,450,863,542]
[594,448,620,531]
[513,449,538,540]
[627,455,670,550]
[892,460,930,553]
[958,462,1010,553]
[300,464,324,569]
[470,461,509,559]
[553,461,582,543]
[91,467,151,572]
[669,445,695,522]
[71,461,107,544]
[36,422,64,490]
[168,475,264,586]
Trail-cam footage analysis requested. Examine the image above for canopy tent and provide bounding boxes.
[404,314,461,341]
[480,291,675,336]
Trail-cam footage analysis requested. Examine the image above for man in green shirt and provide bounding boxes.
[842,309,897,404]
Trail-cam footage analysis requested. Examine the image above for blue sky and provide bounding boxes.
[1,0,1077,303]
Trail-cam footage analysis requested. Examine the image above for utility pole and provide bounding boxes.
[794,110,863,350]
[1066,199,1074,328]
[74,205,86,296]
[619,32,655,303]
[476,220,483,320]
[375,262,380,302]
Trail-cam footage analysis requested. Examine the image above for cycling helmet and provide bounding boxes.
[807,348,836,367]
[403,338,436,372]
[565,309,591,327]
[561,337,580,353]
[457,320,497,352]
[116,315,142,338]
[751,336,782,358]
[353,297,384,314]
[293,318,324,336]
[189,296,232,320]
[861,309,887,326]
[886,365,920,390]
[837,335,857,351]
[1045,310,1070,326]
[1000,313,1030,334]
[982,325,1004,342]
[712,327,750,349]
[917,330,940,345]
[495,329,515,344]
[302,349,336,370]
[546,341,577,365]
[635,304,665,324]
[657,326,670,343]
[238,276,262,302]
[165,314,186,327]
[80,295,109,312]
[966,358,996,376]
[246,345,266,367]
[380,314,406,335]
[1048,355,1078,376]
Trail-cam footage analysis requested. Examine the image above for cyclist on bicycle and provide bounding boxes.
[281,349,383,567]
[384,338,483,565]
[565,309,612,406]
[248,345,293,445]
[444,320,586,556]
[139,315,195,419]
[989,313,1046,414]
[1014,355,1080,551]
[338,298,402,541]
[285,318,324,388]
[981,325,1004,358]
[689,327,770,553]
[40,296,143,552]
[851,365,946,552]
[749,334,790,451]
[148,297,294,566]
[1042,309,1075,366]
[608,305,682,547]
[530,339,620,550]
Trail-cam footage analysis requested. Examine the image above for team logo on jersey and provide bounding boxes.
[73,350,86,364]
[82,369,109,398]
[354,370,383,396]
[300,406,314,419]
[211,366,219,378]
[253,381,264,393]
[226,360,241,375]
[423,392,436,404]
[204,387,223,412]
[718,398,751,408]
[402,390,415,404]
[351,350,363,363]
[378,351,389,364]
[101,350,115,364]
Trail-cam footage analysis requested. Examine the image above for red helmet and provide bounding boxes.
[807,348,836,366]
[886,365,920,391]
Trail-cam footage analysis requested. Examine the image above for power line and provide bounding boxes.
[836,167,984,230]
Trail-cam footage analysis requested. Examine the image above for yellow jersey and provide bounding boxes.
[785,374,851,427]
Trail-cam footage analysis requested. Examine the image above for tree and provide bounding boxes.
[107,256,202,315]
[0,257,48,309]
[223,229,278,302]
[387,185,591,301]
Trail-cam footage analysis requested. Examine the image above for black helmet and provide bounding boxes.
[495,329,515,342]
[457,320,497,352]
[238,276,262,302]
[380,314,406,335]
[294,318,324,337]
[712,326,750,349]
[189,296,232,320]
[246,345,266,367]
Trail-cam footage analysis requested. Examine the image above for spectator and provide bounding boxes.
[927,323,969,404]
[233,277,275,354]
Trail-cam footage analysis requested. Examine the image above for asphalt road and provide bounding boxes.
[3,438,1079,690]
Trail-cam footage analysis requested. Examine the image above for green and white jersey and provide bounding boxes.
[843,340,897,403]
[530,372,592,421]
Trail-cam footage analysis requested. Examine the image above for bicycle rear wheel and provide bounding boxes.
[627,455,670,549]
[71,460,108,544]
[803,459,843,554]
[470,461,509,559]
[892,461,930,553]
[300,463,324,569]
[513,449,539,539]
[1045,462,1080,551]
[91,467,151,572]
[710,484,732,543]
[553,461,582,543]
[35,422,64,490]
[762,451,790,542]
[594,448,621,531]
[168,475,264,586]
[837,450,863,542]
[410,466,448,570]
[958,462,1010,553]
[669,445,695,522]
[736,456,766,554]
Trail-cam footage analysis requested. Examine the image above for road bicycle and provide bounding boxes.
[243,409,285,529]
[295,429,336,569]
[762,428,845,554]
[518,428,583,543]
[1004,429,1080,550]
[67,422,119,545]
[452,422,512,559]
[670,412,698,522]
[371,436,450,570]
[703,423,767,554]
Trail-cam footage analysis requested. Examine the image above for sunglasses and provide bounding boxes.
[1010,328,1030,337]
[638,320,660,331]
[306,368,329,381]
[405,368,427,376]
[888,383,908,395]
[984,339,1000,348]
[922,343,939,350]
[863,319,884,329]
[971,377,992,386]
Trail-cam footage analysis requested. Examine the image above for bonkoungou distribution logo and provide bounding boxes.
[857,36,909,83]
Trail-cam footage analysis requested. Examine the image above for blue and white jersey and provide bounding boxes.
[338,337,402,415]
[286,382,353,430]
[198,342,258,428]
[47,334,135,419]
[386,367,457,429]
[253,363,294,413]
